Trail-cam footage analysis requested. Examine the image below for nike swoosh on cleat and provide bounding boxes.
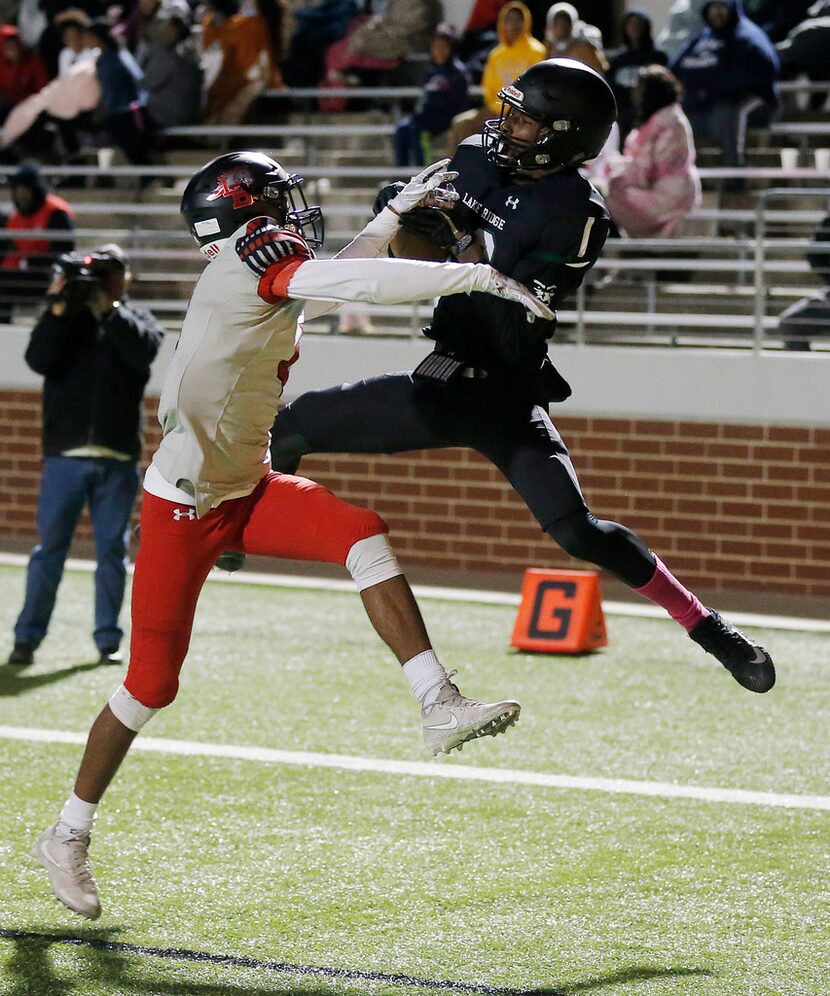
[424,714,459,731]
[749,647,769,665]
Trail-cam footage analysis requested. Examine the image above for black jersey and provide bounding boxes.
[426,136,610,394]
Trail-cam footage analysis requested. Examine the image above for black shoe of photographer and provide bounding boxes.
[8,642,35,666]
[98,647,123,666]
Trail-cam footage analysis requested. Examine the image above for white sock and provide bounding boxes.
[403,650,449,709]
[57,791,97,839]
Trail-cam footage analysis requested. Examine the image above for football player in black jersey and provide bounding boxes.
[268,58,776,694]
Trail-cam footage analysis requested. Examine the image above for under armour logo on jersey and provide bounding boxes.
[172,507,196,521]
[505,196,520,210]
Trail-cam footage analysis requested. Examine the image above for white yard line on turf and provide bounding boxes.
[0,552,828,633]
[1,724,828,812]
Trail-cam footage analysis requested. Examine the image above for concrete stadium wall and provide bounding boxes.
[1,331,829,602]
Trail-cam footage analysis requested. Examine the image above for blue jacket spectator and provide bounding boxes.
[95,42,146,117]
[394,24,469,166]
[670,0,780,167]
[86,20,153,167]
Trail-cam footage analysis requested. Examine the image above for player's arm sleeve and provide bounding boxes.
[283,256,488,305]
[511,196,610,310]
[330,206,401,261]
[471,206,609,361]
[301,207,404,322]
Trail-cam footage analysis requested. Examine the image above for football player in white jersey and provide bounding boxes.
[32,151,555,920]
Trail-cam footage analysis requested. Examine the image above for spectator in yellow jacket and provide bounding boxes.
[449,1,545,150]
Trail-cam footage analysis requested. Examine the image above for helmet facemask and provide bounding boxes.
[261,172,325,248]
[483,88,584,173]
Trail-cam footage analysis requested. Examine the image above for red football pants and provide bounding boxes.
[125,471,386,708]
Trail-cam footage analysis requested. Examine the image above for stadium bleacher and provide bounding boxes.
[1,82,828,350]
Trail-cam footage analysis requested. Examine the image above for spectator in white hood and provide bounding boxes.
[545,2,608,74]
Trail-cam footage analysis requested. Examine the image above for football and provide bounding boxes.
[390,225,453,262]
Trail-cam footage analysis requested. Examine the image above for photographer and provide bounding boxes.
[7,245,165,667]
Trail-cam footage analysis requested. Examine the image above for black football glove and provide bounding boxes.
[400,207,473,256]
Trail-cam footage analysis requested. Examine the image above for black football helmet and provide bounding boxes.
[482,58,617,173]
[180,151,324,251]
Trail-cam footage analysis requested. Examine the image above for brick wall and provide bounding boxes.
[0,392,164,540]
[2,389,829,599]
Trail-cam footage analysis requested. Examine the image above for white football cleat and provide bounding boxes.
[33,823,101,920]
[422,677,520,756]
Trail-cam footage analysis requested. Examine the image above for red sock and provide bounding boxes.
[634,556,709,632]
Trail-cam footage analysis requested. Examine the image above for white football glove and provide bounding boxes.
[470,265,556,321]
[387,159,460,216]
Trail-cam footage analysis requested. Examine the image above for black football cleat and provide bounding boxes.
[689,610,775,693]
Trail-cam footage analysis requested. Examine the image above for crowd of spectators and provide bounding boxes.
[0,2,824,163]
[0,0,291,162]
[0,1,826,250]
[449,1,545,149]
[668,1,779,171]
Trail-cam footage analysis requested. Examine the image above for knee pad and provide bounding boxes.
[109,683,159,732]
[346,533,403,591]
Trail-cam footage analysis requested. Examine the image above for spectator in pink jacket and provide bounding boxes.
[606,63,700,239]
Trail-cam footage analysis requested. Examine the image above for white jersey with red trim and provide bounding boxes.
[151,216,310,517]
[147,203,529,516]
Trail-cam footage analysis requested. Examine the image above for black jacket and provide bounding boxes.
[25,299,164,460]
[608,10,668,137]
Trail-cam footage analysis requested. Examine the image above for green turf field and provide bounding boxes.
[0,562,828,996]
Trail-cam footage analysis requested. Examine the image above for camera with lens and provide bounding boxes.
[50,251,120,310]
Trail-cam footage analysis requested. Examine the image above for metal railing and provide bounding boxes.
[1,185,828,351]
[4,162,830,186]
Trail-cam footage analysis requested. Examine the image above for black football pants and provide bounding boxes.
[271,373,656,587]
